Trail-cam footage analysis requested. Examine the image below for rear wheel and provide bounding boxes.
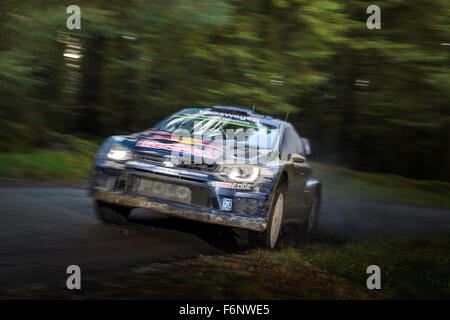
[306,192,320,234]
[249,183,286,250]
[95,200,132,225]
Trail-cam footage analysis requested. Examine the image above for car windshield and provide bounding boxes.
[152,114,278,149]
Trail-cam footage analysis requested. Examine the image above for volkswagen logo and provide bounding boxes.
[162,156,180,168]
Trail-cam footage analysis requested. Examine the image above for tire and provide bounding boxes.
[249,182,287,250]
[95,200,132,225]
[306,192,320,234]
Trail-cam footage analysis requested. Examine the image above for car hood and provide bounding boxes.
[132,130,273,164]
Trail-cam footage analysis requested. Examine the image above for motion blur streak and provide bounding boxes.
[0,0,448,181]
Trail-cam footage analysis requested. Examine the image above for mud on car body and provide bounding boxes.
[89,106,321,249]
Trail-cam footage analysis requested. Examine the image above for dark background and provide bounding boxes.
[0,0,448,180]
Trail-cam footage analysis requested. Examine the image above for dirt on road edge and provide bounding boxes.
[0,180,87,189]
[2,254,374,299]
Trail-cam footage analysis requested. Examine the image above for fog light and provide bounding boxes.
[152,181,166,193]
[175,186,192,202]
[105,177,117,189]
[233,197,258,215]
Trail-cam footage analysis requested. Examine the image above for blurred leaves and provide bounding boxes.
[0,0,448,179]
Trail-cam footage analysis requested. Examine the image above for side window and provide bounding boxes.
[293,129,305,156]
[280,127,297,161]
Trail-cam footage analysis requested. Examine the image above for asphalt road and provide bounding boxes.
[0,184,449,294]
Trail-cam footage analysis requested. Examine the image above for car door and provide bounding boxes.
[292,128,313,223]
[279,126,308,221]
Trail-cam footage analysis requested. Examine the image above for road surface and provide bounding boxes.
[0,183,449,296]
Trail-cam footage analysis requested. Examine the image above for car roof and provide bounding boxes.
[181,105,288,128]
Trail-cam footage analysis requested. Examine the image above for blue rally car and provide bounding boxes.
[89,106,321,249]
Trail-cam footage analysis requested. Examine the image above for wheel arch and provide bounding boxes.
[265,166,290,212]
[302,176,322,206]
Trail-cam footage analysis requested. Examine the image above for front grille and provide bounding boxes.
[178,162,216,172]
[126,174,218,209]
[134,151,216,172]
[134,151,164,163]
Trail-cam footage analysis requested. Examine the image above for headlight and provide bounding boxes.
[107,145,133,161]
[215,164,260,182]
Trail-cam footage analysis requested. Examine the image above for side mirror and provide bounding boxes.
[290,153,305,163]
[301,138,311,157]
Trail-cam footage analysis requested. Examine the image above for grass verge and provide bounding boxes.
[0,150,94,181]
[151,233,450,299]
[311,162,450,208]
[250,232,450,299]
[0,135,96,181]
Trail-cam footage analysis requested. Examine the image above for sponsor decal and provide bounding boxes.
[231,183,253,190]
[174,114,262,129]
[209,181,252,190]
[162,155,180,168]
[210,181,233,188]
[222,198,233,211]
[145,132,222,149]
[197,110,259,124]
[145,130,171,135]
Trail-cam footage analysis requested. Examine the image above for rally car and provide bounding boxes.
[88,106,321,249]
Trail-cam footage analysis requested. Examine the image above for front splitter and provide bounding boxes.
[89,189,267,232]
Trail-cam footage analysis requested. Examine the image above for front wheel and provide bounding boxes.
[95,200,132,225]
[249,183,286,250]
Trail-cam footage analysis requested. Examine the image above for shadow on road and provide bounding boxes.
[129,209,248,252]
[128,209,343,252]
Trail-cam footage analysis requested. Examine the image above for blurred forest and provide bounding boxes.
[0,0,449,180]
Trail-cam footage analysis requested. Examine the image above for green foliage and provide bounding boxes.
[0,150,94,181]
[0,135,96,181]
[0,0,449,180]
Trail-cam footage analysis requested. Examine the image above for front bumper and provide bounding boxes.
[89,188,267,231]
[89,157,274,231]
